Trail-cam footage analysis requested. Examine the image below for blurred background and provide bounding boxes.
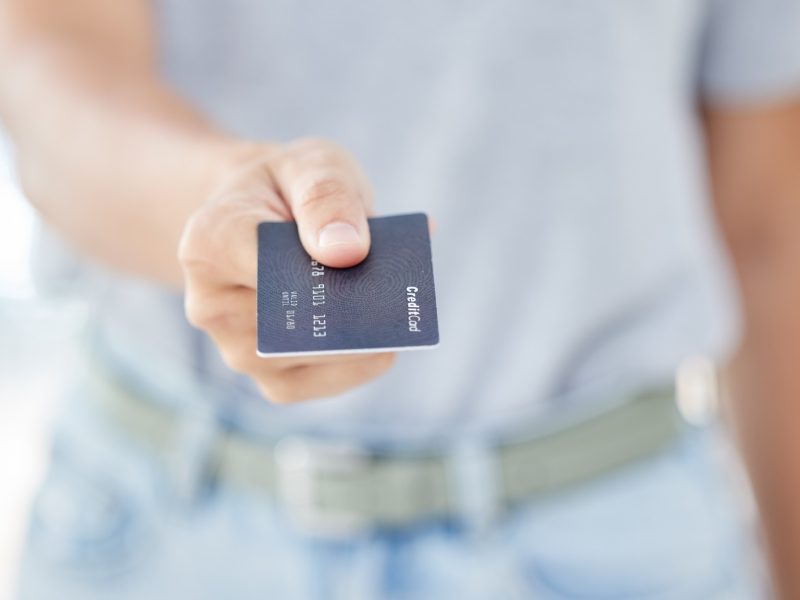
[0,137,85,597]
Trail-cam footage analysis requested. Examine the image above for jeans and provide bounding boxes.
[17,385,764,599]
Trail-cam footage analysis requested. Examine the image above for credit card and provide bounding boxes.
[257,213,439,357]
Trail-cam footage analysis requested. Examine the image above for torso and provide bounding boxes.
[39,0,737,443]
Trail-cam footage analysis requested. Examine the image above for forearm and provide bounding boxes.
[0,31,255,286]
[708,102,800,599]
[725,251,800,599]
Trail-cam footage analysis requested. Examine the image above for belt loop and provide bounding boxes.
[164,402,220,506]
[446,438,499,536]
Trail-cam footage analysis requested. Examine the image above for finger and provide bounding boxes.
[255,353,396,403]
[178,166,288,290]
[184,284,255,343]
[185,285,390,371]
[188,281,395,402]
[268,138,372,268]
[262,351,395,370]
[209,318,394,375]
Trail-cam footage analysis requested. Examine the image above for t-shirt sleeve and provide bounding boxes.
[700,0,800,103]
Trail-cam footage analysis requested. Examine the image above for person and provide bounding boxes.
[2,0,800,598]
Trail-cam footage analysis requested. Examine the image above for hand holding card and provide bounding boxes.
[258,213,440,356]
[179,139,401,403]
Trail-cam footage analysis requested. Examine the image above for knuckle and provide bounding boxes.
[357,353,396,381]
[183,288,232,332]
[298,177,352,211]
[184,294,215,329]
[185,286,253,332]
[290,136,341,156]
[179,200,263,287]
[177,212,215,271]
[218,349,240,372]
[256,378,301,404]
[183,297,205,329]
[219,346,252,373]
[371,352,396,372]
[283,138,358,178]
[177,236,198,272]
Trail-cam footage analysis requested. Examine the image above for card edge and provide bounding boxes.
[256,342,440,358]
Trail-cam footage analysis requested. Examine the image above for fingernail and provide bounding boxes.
[318,221,362,247]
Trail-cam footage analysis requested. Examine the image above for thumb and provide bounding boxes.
[269,139,371,268]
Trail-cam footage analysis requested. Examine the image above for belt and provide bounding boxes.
[83,351,687,537]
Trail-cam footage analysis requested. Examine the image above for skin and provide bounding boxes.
[1,0,799,594]
[705,101,800,599]
[0,0,395,404]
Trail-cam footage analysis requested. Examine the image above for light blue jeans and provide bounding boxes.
[17,386,764,600]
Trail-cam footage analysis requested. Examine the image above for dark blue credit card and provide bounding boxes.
[257,213,440,356]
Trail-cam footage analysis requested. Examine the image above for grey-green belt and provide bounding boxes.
[84,356,686,536]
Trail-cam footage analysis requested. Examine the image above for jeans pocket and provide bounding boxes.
[24,430,159,584]
[510,432,750,599]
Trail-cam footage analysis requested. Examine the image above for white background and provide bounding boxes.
[0,139,82,597]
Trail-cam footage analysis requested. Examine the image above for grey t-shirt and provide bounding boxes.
[38,0,800,442]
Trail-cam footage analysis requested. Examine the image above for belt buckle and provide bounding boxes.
[274,436,370,538]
